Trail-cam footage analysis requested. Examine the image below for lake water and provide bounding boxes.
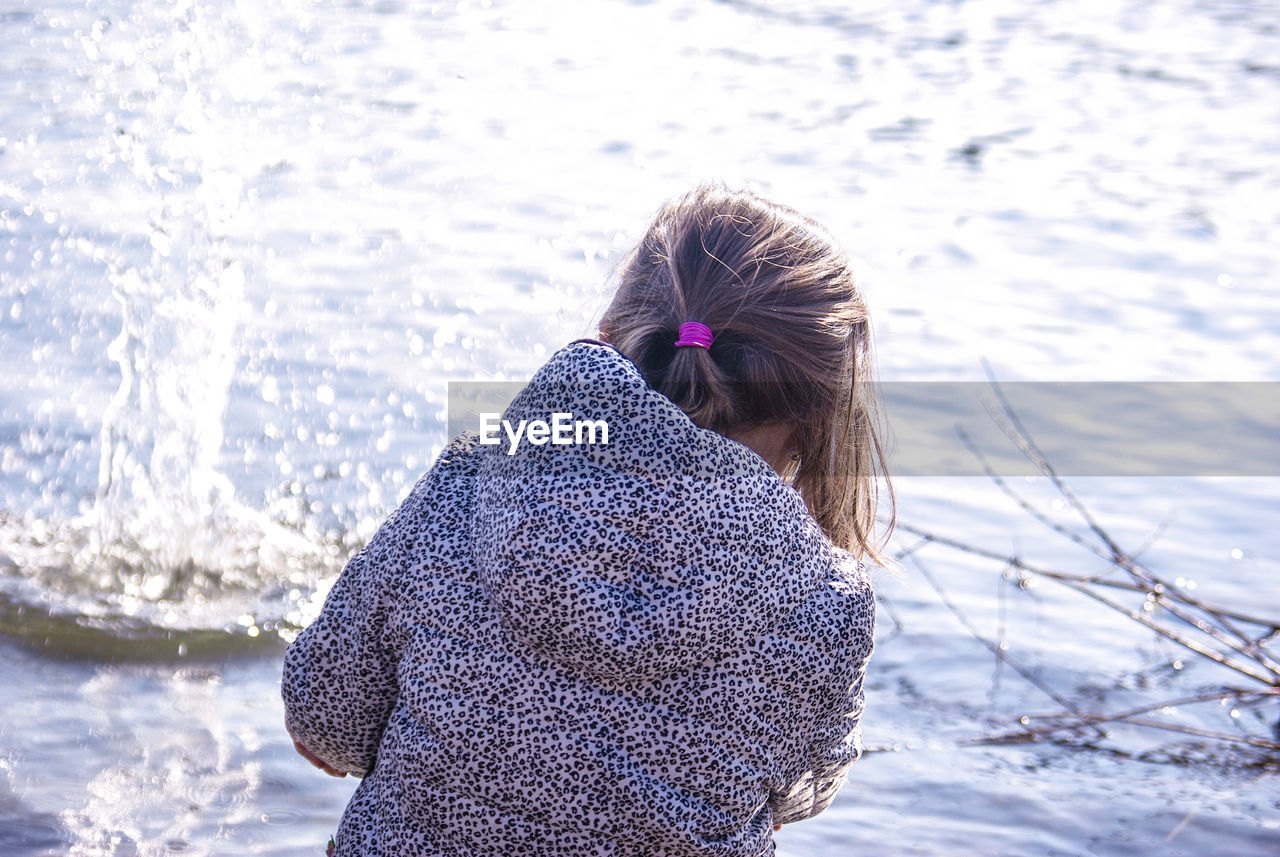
[1,0,1278,854]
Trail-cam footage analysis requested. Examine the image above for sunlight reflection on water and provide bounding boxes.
[0,0,1277,853]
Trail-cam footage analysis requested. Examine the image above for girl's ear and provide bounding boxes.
[783,425,803,457]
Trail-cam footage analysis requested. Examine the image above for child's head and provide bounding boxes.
[598,183,894,562]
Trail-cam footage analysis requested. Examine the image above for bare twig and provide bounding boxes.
[904,552,1108,739]
[976,373,1262,652]
[949,422,1278,676]
[976,363,1129,561]
[895,522,1279,633]
[1022,688,1280,724]
[896,372,1280,754]
[954,424,1105,560]
[874,592,906,641]
[965,689,1280,750]
[970,716,1280,752]
[902,520,1276,686]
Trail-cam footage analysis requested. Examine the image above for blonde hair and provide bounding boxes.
[598,184,895,563]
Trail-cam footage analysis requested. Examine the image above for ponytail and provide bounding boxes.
[598,183,895,563]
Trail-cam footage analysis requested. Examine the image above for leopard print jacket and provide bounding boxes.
[281,339,876,856]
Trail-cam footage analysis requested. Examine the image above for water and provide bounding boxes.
[1,0,1278,853]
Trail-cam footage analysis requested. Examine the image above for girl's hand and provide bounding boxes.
[287,723,347,777]
[293,739,347,777]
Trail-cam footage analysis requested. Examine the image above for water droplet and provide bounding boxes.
[141,575,166,599]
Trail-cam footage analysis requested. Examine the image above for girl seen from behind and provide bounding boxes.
[282,183,895,856]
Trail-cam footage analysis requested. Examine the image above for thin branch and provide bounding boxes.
[894,370,1280,753]
[896,522,1279,632]
[1022,688,1280,724]
[1029,569,1276,686]
[966,689,1280,751]
[954,423,1109,561]
[874,592,906,640]
[895,529,1277,683]
[906,552,1107,738]
[952,420,1275,673]
[977,363,1128,561]
[1150,595,1280,678]
[969,716,1280,752]
[975,374,1260,650]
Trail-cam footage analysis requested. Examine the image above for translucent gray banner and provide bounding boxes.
[447,381,1279,476]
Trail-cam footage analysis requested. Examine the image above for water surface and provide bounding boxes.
[1,0,1277,853]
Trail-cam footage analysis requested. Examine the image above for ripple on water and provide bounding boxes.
[0,507,347,662]
[257,807,305,827]
[0,810,67,857]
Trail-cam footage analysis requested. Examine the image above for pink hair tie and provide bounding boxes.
[673,321,714,349]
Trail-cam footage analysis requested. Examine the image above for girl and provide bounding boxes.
[282,184,894,856]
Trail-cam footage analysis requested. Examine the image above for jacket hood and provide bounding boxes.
[470,340,841,688]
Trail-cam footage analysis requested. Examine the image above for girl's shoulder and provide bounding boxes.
[813,548,876,652]
[829,548,874,594]
[566,336,617,353]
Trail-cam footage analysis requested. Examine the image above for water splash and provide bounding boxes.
[90,198,244,579]
[0,0,344,658]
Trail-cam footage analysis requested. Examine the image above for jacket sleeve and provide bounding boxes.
[769,558,876,825]
[280,501,409,779]
[769,662,868,824]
